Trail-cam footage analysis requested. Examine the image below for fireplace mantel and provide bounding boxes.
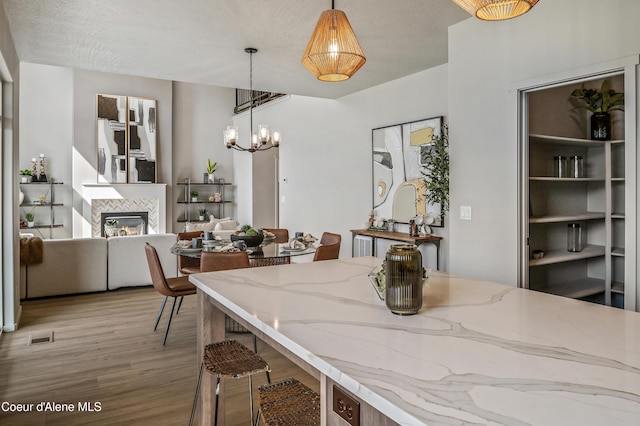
[81,184,167,237]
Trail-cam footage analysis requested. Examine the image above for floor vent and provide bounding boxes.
[28,331,54,346]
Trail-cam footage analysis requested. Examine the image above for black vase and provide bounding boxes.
[591,112,611,141]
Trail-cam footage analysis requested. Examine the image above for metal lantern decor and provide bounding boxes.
[301,0,366,82]
[452,0,539,21]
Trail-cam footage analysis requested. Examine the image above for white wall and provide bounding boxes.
[1,2,21,331]
[448,0,640,285]
[172,81,235,230]
[18,63,73,238]
[242,65,450,264]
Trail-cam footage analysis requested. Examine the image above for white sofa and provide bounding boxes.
[107,234,177,290]
[22,233,178,298]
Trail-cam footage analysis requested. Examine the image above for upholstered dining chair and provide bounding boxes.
[177,231,202,275]
[144,242,197,345]
[200,250,250,272]
[313,232,341,262]
[261,228,289,243]
[200,251,258,349]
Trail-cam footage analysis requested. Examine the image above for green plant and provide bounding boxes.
[25,213,34,222]
[190,190,198,197]
[198,206,206,215]
[207,159,217,174]
[20,169,32,176]
[570,80,624,113]
[106,219,118,227]
[421,123,449,215]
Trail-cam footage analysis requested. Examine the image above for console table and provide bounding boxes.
[350,228,442,269]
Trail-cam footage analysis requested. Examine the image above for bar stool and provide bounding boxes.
[189,340,271,426]
[257,377,320,426]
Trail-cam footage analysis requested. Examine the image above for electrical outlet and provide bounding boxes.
[333,385,360,426]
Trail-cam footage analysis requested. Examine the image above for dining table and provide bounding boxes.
[189,256,640,425]
[170,237,316,266]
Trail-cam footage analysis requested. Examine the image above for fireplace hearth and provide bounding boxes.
[101,212,148,237]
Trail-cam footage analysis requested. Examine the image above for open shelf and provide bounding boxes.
[531,277,604,299]
[529,244,605,267]
[529,213,605,224]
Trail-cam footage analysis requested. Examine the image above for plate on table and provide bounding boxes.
[179,247,202,253]
[280,246,307,252]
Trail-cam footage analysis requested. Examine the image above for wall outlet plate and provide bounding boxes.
[333,385,360,426]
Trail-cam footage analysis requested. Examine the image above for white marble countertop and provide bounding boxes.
[190,256,640,425]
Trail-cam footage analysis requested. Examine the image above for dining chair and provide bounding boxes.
[261,228,289,243]
[200,250,250,272]
[144,242,197,345]
[313,232,341,262]
[177,231,202,275]
[200,251,258,348]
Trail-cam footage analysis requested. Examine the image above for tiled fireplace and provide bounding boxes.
[81,184,167,237]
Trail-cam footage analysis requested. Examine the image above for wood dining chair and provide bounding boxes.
[313,232,341,262]
[177,231,202,275]
[144,242,197,345]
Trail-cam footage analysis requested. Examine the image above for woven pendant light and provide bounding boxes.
[301,2,366,82]
[452,0,539,21]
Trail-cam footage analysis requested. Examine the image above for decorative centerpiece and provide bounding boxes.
[384,244,423,315]
[570,80,624,141]
[190,190,198,202]
[198,207,206,221]
[231,224,264,247]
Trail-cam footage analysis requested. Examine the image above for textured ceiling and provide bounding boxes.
[1,0,470,99]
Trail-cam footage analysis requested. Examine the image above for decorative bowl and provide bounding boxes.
[230,233,264,247]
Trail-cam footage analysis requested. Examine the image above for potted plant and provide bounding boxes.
[207,159,217,183]
[421,123,449,217]
[105,219,118,237]
[570,80,624,140]
[25,212,35,228]
[198,206,206,221]
[190,190,198,202]
[19,169,32,183]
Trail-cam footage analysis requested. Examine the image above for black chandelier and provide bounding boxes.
[223,48,281,152]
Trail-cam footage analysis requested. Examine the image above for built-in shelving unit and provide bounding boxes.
[522,71,635,310]
[19,179,64,239]
[176,178,233,223]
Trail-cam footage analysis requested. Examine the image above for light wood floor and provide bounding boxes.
[0,287,318,425]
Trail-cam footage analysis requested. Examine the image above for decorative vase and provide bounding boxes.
[199,215,205,221]
[19,190,24,205]
[20,176,29,183]
[384,244,423,315]
[27,221,35,228]
[591,112,611,140]
[208,173,215,183]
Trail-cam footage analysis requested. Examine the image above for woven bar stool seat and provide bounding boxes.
[258,377,320,426]
[189,340,271,426]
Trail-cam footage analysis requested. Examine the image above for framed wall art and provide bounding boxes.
[372,116,443,226]
[97,94,157,183]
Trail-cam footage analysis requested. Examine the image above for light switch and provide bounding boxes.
[460,205,472,221]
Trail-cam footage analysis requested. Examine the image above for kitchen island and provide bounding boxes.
[190,256,640,425]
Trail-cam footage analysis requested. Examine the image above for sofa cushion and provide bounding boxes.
[107,233,178,290]
[27,238,108,298]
